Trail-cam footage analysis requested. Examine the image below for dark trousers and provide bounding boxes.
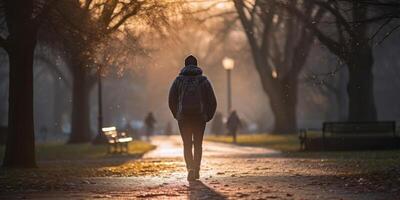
[229,128,238,143]
[178,117,206,171]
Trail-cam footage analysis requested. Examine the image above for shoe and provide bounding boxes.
[187,169,195,181]
[194,169,200,179]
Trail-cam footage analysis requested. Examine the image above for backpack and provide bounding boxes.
[179,76,204,116]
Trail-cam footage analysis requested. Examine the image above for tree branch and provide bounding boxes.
[83,0,93,11]
[311,0,355,38]
[107,1,142,33]
[377,23,400,45]
[282,2,344,60]
[34,0,58,28]
[260,2,275,53]
[233,0,258,51]
[100,0,118,28]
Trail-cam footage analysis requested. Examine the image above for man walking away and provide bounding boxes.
[168,55,217,181]
[226,110,241,144]
[144,112,156,141]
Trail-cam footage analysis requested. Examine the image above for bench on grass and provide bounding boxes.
[299,121,399,151]
[102,126,133,154]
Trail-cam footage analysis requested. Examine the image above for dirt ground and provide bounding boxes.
[1,135,398,200]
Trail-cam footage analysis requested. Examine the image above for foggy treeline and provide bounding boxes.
[1,1,400,136]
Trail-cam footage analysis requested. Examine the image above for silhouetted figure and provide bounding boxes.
[169,55,217,181]
[226,110,241,144]
[211,112,224,135]
[165,121,173,135]
[144,112,156,141]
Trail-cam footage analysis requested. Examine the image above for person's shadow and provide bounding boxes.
[188,180,226,200]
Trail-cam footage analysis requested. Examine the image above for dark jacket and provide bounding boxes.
[145,113,156,128]
[168,65,217,122]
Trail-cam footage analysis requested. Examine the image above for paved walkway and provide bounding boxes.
[82,136,387,199]
[144,135,279,159]
[7,135,394,199]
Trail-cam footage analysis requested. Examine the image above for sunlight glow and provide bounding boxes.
[272,69,278,79]
[216,2,226,9]
[273,14,279,24]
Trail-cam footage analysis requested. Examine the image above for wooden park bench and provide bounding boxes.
[102,126,133,154]
[299,121,399,151]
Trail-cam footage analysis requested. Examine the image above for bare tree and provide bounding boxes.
[48,0,171,143]
[283,0,378,121]
[357,0,400,43]
[0,0,53,167]
[233,0,324,133]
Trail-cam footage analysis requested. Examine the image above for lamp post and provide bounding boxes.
[97,66,103,137]
[92,66,107,144]
[222,57,234,115]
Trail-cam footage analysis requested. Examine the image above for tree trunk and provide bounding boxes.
[67,63,92,143]
[251,53,299,134]
[3,27,37,168]
[268,79,298,134]
[346,49,377,121]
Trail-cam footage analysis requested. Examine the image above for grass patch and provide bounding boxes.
[287,150,400,172]
[206,133,400,173]
[0,140,156,161]
[206,133,300,152]
[36,140,156,161]
[0,140,167,193]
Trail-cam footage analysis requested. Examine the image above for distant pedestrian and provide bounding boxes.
[168,55,217,181]
[226,110,241,144]
[144,112,156,141]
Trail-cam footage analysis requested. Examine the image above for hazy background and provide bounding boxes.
[0,1,400,141]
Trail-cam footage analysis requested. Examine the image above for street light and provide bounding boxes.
[223,57,234,70]
[92,66,107,144]
[222,57,234,115]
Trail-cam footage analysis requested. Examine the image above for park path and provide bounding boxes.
[144,135,278,159]
[11,136,393,199]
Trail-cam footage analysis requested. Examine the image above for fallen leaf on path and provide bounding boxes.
[235,192,249,197]
[210,181,220,185]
